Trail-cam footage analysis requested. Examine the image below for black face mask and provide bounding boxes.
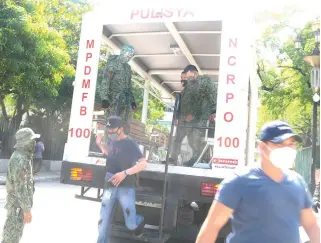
[181,79,187,87]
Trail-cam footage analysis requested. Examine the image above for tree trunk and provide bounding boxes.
[0,97,8,120]
[13,95,24,130]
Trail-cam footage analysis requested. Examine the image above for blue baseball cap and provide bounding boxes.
[259,120,302,144]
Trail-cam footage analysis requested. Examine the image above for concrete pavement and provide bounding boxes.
[0,172,60,185]
[0,181,318,243]
[0,181,102,243]
[0,181,183,243]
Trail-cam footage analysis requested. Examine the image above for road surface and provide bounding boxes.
[0,181,317,243]
[0,182,102,243]
[0,181,192,243]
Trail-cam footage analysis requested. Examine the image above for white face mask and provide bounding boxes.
[269,147,297,169]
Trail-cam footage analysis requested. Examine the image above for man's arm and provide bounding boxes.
[109,141,147,187]
[109,157,147,187]
[196,174,242,243]
[126,157,147,175]
[15,158,34,212]
[95,133,108,155]
[199,76,217,122]
[298,174,320,243]
[196,173,241,242]
[196,200,233,243]
[301,208,320,243]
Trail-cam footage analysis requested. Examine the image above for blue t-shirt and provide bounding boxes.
[215,168,313,243]
[106,136,143,187]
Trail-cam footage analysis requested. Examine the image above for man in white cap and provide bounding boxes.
[2,128,40,243]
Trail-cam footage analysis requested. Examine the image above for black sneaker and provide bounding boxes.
[133,217,145,237]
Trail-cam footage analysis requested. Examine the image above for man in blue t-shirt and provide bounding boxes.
[97,116,147,243]
[196,121,320,243]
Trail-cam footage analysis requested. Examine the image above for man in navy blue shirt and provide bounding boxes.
[97,116,147,243]
[196,121,320,243]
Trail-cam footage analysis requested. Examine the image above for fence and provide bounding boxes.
[295,146,312,184]
[0,117,66,160]
[0,115,316,179]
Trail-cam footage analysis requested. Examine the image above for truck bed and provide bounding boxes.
[144,163,227,179]
[60,159,225,202]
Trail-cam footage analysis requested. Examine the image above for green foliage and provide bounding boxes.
[257,15,319,146]
[131,76,166,123]
[0,0,90,157]
[31,0,90,116]
[0,0,78,123]
[0,0,164,158]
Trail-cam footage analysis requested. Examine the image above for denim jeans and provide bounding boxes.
[97,187,143,243]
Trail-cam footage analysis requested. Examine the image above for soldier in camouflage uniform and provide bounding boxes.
[2,128,39,243]
[182,65,217,165]
[99,45,137,124]
[171,65,217,166]
[170,71,195,164]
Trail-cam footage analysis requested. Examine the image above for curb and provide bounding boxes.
[0,174,60,185]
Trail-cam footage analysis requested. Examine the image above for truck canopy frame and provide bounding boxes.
[64,3,258,177]
[100,18,223,123]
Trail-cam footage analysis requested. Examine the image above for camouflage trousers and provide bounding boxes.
[171,122,206,164]
[105,103,132,123]
[2,207,24,243]
[105,94,133,136]
[106,92,133,123]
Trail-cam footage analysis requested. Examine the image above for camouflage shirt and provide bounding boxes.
[180,79,199,120]
[99,55,135,106]
[180,75,217,124]
[5,130,36,212]
[195,75,218,123]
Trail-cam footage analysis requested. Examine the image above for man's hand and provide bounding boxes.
[131,102,137,111]
[102,147,108,156]
[108,171,127,187]
[24,211,32,224]
[185,114,193,122]
[209,113,216,122]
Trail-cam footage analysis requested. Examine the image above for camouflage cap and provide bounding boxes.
[15,128,40,142]
[120,44,134,56]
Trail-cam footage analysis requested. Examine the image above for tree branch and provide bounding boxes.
[257,63,274,91]
[277,65,310,88]
[277,65,307,76]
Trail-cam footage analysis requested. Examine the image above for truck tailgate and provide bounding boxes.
[139,164,224,203]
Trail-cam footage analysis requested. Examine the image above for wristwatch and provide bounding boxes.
[124,170,129,176]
